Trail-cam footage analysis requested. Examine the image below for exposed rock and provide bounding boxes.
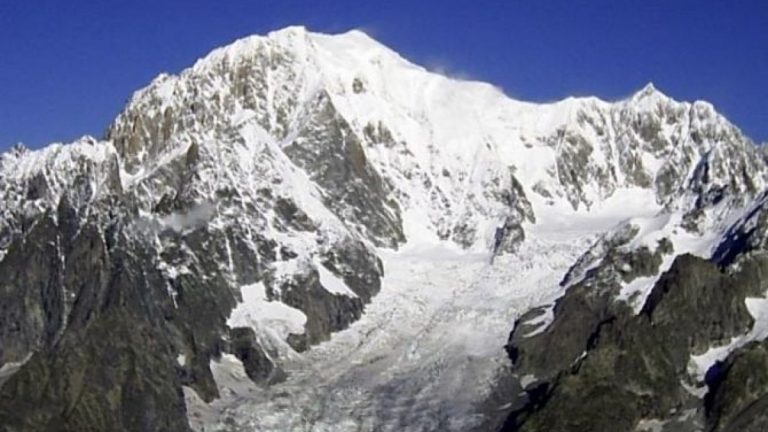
[0,310,189,432]
[502,253,768,432]
[284,91,405,247]
[706,341,768,432]
[229,327,284,385]
[277,268,365,350]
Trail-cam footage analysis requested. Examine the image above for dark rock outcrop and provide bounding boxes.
[0,187,382,430]
[284,91,405,248]
[0,213,197,431]
[706,341,768,432]
[502,254,768,432]
[230,327,285,385]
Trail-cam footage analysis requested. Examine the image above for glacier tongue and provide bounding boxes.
[182,182,736,431]
[185,231,595,432]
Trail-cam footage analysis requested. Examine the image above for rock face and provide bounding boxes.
[1,27,768,431]
[707,341,768,432]
[501,197,768,432]
[0,212,192,431]
[504,254,764,430]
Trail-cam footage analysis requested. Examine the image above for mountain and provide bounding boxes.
[1,26,768,431]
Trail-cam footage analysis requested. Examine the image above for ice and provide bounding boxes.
[186,231,594,432]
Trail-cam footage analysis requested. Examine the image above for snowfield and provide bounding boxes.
[181,185,731,432]
[184,227,595,432]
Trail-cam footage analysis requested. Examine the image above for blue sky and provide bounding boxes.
[1,0,766,150]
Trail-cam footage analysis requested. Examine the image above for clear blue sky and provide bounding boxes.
[1,0,766,150]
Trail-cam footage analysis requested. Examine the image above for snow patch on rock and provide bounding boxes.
[690,296,768,381]
[227,282,308,344]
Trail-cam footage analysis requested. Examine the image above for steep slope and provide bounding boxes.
[501,159,768,429]
[1,26,767,432]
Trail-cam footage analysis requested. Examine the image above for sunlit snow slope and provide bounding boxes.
[183,186,760,432]
[185,230,593,432]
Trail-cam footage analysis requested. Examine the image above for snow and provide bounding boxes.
[615,205,735,313]
[690,295,768,381]
[227,282,308,348]
[522,304,555,338]
[186,231,593,432]
[184,354,263,431]
[314,258,357,297]
[155,24,733,255]
[519,374,538,389]
[157,260,192,279]
[532,186,660,235]
[3,25,750,264]
[157,202,216,232]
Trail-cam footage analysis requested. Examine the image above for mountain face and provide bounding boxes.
[1,26,768,432]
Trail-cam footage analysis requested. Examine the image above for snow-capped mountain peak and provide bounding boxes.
[631,81,664,99]
[3,26,768,432]
[3,28,765,259]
